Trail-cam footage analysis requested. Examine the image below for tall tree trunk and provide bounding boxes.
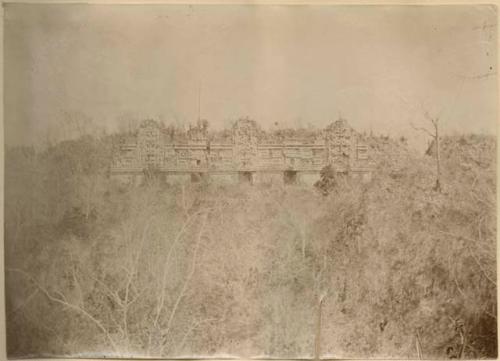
[434,120,441,192]
[415,329,424,359]
[315,294,325,361]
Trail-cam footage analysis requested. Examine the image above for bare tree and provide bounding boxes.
[314,290,327,361]
[410,112,442,192]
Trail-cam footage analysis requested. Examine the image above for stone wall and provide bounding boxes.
[113,118,372,173]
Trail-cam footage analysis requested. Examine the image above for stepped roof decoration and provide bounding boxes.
[111,118,374,173]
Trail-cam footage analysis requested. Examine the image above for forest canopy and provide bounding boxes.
[4,129,497,359]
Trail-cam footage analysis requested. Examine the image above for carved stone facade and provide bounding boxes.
[232,118,259,169]
[111,118,373,181]
[137,119,162,168]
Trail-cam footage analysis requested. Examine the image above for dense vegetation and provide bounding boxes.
[5,132,496,359]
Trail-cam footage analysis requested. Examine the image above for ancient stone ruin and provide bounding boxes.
[111,118,374,185]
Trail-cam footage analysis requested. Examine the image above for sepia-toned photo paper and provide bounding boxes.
[3,3,498,359]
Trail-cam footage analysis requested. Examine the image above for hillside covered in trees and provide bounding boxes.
[4,131,497,359]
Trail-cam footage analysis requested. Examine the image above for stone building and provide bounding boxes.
[111,117,373,185]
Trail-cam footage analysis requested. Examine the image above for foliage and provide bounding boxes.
[4,132,497,359]
[314,165,338,195]
[314,165,350,196]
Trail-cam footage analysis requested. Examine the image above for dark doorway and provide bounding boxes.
[239,171,254,184]
[191,172,206,183]
[284,170,298,184]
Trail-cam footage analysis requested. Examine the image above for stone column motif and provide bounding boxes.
[232,118,259,169]
[325,119,355,171]
[137,119,162,168]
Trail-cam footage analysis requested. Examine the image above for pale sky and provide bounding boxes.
[4,4,498,148]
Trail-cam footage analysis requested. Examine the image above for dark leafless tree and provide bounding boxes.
[411,112,442,192]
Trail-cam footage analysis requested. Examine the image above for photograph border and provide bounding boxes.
[0,1,498,360]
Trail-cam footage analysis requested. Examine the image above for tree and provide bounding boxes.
[6,185,216,357]
[314,165,348,196]
[411,113,441,192]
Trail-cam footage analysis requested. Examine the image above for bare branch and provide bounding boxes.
[415,329,424,359]
[456,71,497,80]
[438,231,496,286]
[69,252,84,308]
[7,267,120,354]
[7,288,39,319]
[86,272,123,307]
[154,210,202,328]
[448,254,466,299]
[410,122,434,138]
[160,211,209,354]
[472,23,496,31]
[466,244,496,286]
[176,318,217,354]
[485,309,497,320]
[430,117,438,128]
[123,220,150,352]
